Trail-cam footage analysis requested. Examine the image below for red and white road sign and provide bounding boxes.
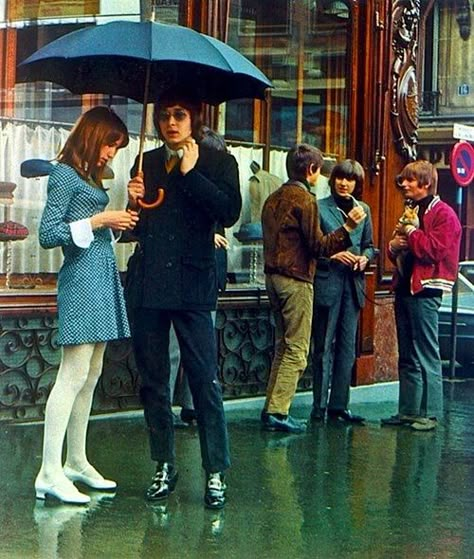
[450,140,474,187]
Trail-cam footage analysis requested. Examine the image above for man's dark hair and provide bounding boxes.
[200,126,227,152]
[286,144,323,182]
[329,159,365,199]
[153,90,203,141]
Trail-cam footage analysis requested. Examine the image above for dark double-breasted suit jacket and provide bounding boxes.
[125,144,242,311]
[124,144,241,471]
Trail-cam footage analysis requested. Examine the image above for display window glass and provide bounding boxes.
[0,0,350,293]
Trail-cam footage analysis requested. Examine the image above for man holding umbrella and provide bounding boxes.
[126,90,241,509]
[17,17,270,508]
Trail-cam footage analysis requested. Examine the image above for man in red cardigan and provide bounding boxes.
[382,160,461,431]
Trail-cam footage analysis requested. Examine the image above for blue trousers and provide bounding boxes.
[395,294,443,418]
[131,308,230,473]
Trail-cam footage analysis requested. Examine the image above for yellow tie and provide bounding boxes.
[165,155,179,174]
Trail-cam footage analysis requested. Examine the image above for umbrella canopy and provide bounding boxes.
[17,20,272,105]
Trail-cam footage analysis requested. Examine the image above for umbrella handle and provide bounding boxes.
[137,188,165,210]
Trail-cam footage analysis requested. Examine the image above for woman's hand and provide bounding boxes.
[90,210,139,231]
[180,138,199,175]
[128,173,145,208]
[353,255,369,272]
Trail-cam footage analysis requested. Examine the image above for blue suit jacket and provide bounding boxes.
[314,195,376,308]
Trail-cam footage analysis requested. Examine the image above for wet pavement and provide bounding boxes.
[1,380,474,559]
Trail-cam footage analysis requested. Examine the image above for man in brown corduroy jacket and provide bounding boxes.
[261,144,366,433]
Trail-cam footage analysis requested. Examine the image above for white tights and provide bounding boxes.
[37,342,106,484]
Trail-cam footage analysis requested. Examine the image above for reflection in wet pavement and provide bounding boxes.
[1,380,474,558]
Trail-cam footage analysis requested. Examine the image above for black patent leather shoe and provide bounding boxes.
[310,407,326,422]
[204,472,226,510]
[262,413,307,433]
[146,463,178,501]
[327,409,365,424]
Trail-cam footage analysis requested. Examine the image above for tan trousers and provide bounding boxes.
[265,274,314,415]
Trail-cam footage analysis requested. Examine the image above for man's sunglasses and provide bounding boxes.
[157,109,189,122]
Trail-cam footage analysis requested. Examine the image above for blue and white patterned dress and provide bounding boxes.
[39,163,130,345]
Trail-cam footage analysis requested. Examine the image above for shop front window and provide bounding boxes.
[226,0,349,153]
[0,2,176,293]
[224,0,351,286]
[0,0,351,294]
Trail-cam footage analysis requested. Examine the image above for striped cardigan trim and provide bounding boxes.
[419,277,455,293]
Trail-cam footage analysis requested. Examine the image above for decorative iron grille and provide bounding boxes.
[1,304,315,422]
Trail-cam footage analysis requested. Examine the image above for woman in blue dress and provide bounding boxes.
[35,107,139,504]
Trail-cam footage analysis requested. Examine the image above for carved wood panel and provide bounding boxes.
[390,0,420,161]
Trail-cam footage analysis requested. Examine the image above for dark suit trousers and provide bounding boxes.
[311,275,360,411]
[131,308,231,473]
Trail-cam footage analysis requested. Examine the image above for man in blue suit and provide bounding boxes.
[309,159,376,423]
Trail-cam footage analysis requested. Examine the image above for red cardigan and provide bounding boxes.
[388,196,462,295]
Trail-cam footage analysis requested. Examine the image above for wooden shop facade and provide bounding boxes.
[0,0,473,421]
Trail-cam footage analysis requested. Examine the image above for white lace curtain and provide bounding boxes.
[0,121,288,279]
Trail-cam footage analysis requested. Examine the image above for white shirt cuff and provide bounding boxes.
[70,219,94,248]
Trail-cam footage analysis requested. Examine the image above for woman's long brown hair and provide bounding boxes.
[58,106,129,187]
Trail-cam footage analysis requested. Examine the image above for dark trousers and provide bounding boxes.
[131,308,230,473]
[311,277,360,412]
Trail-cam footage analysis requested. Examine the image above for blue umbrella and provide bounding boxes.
[17,20,272,201]
[17,20,272,105]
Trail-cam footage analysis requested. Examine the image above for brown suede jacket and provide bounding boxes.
[261,181,351,283]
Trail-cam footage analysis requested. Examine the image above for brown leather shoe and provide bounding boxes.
[381,414,419,426]
[410,418,438,431]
